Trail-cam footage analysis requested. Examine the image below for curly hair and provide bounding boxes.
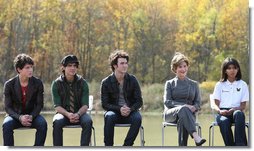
[14,53,34,73]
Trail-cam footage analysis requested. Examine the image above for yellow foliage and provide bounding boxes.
[199,81,217,91]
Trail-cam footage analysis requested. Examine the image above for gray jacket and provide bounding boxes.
[163,77,201,112]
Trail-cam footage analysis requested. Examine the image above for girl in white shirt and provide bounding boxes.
[213,57,249,146]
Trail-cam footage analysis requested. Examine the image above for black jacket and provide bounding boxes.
[101,73,143,112]
[3,75,44,120]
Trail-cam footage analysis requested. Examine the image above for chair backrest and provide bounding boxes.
[88,95,93,111]
[87,95,93,115]
[209,94,216,122]
[209,94,216,110]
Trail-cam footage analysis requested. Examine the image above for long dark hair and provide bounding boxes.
[220,57,242,82]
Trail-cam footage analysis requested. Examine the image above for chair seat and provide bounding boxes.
[162,122,177,126]
[64,125,81,128]
[15,127,35,130]
[210,121,249,127]
[162,121,201,127]
[115,124,131,127]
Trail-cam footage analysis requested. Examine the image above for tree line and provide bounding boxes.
[0,0,249,85]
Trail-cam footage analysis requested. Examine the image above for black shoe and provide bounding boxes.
[195,139,206,146]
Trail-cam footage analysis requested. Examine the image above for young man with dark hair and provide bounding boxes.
[101,50,143,146]
[51,54,92,146]
[2,53,47,146]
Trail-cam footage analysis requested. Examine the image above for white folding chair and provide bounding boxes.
[114,124,145,146]
[63,95,96,146]
[208,94,249,146]
[161,116,201,146]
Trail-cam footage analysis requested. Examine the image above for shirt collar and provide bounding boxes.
[175,76,188,82]
[112,72,128,83]
[62,74,78,84]
[225,79,238,85]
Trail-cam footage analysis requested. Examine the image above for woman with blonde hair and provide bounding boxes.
[163,52,206,146]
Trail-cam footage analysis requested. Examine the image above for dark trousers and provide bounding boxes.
[2,115,48,146]
[52,113,93,146]
[216,109,247,146]
[104,111,142,146]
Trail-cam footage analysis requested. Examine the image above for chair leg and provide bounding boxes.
[209,125,212,146]
[91,126,96,146]
[140,126,145,146]
[245,124,249,146]
[197,125,202,137]
[211,125,214,146]
[162,124,165,146]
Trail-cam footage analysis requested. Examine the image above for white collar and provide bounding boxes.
[225,79,238,85]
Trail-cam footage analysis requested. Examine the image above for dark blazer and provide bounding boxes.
[3,75,44,120]
[101,73,143,112]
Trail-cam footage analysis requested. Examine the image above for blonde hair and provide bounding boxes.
[170,52,189,73]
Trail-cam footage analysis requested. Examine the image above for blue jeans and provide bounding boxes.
[2,115,47,146]
[53,113,93,146]
[216,110,247,146]
[104,111,142,146]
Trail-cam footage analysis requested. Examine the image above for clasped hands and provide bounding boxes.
[120,105,131,117]
[218,108,236,116]
[20,115,33,127]
[184,104,196,113]
[67,112,80,123]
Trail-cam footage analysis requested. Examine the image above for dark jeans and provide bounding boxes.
[52,113,93,146]
[2,115,48,146]
[104,111,142,146]
[216,109,247,146]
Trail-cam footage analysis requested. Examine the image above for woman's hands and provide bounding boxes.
[184,104,196,112]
